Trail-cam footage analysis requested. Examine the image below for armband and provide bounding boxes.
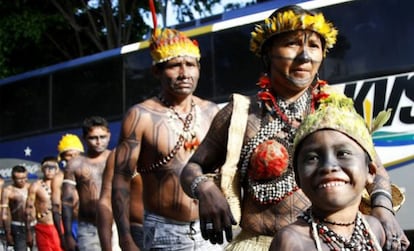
[370,189,392,205]
[0,204,8,208]
[190,175,209,199]
[62,179,76,186]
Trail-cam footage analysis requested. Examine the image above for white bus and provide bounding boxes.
[0,0,413,240]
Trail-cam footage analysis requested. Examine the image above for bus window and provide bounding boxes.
[0,77,49,138]
[212,25,261,100]
[193,33,217,101]
[321,0,414,82]
[124,50,156,108]
[52,56,124,127]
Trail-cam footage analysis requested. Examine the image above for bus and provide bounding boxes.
[1,0,413,236]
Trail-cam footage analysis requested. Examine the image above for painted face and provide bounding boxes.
[42,161,58,180]
[60,149,82,162]
[268,30,323,96]
[85,127,110,154]
[295,130,374,211]
[12,172,28,188]
[157,56,200,97]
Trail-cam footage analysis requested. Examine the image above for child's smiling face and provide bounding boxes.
[295,129,375,211]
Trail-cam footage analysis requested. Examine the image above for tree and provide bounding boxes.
[0,0,253,79]
[50,0,149,54]
[0,0,71,78]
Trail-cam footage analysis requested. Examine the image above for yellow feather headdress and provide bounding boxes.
[250,9,338,57]
[149,0,200,64]
[150,28,200,65]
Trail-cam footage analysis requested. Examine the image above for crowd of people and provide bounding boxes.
[0,3,410,251]
[0,116,114,251]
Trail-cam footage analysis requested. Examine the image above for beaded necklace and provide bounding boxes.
[239,88,311,204]
[162,96,200,151]
[239,77,329,205]
[139,96,198,174]
[300,208,382,251]
[321,218,355,227]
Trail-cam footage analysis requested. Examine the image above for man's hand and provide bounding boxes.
[5,230,13,246]
[59,234,68,251]
[26,230,33,248]
[197,180,237,245]
[65,234,78,251]
[119,237,141,251]
[371,206,410,251]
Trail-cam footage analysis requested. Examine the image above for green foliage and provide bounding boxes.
[0,0,253,79]
[0,1,71,78]
[168,0,221,22]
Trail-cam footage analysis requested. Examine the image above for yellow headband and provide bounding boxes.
[150,28,201,65]
[250,10,338,57]
[57,134,84,154]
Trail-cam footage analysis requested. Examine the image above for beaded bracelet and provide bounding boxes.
[190,175,209,199]
[372,204,395,216]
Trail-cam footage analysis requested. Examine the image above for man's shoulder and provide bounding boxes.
[29,180,41,188]
[125,97,163,115]
[84,150,111,167]
[3,184,14,192]
[94,149,112,164]
[66,155,86,170]
[72,154,86,163]
[5,184,28,196]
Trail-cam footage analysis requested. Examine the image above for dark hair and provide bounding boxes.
[261,5,325,72]
[12,165,27,176]
[41,156,58,165]
[82,116,109,137]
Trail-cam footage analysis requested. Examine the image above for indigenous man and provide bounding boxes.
[1,165,34,251]
[52,133,84,249]
[97,149,144,250]
[0,175,5,251]
[26,156,62,251]
[62,116,111,251]
[111,4,220,249]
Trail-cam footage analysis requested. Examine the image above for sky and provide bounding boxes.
[143,0,254,27]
